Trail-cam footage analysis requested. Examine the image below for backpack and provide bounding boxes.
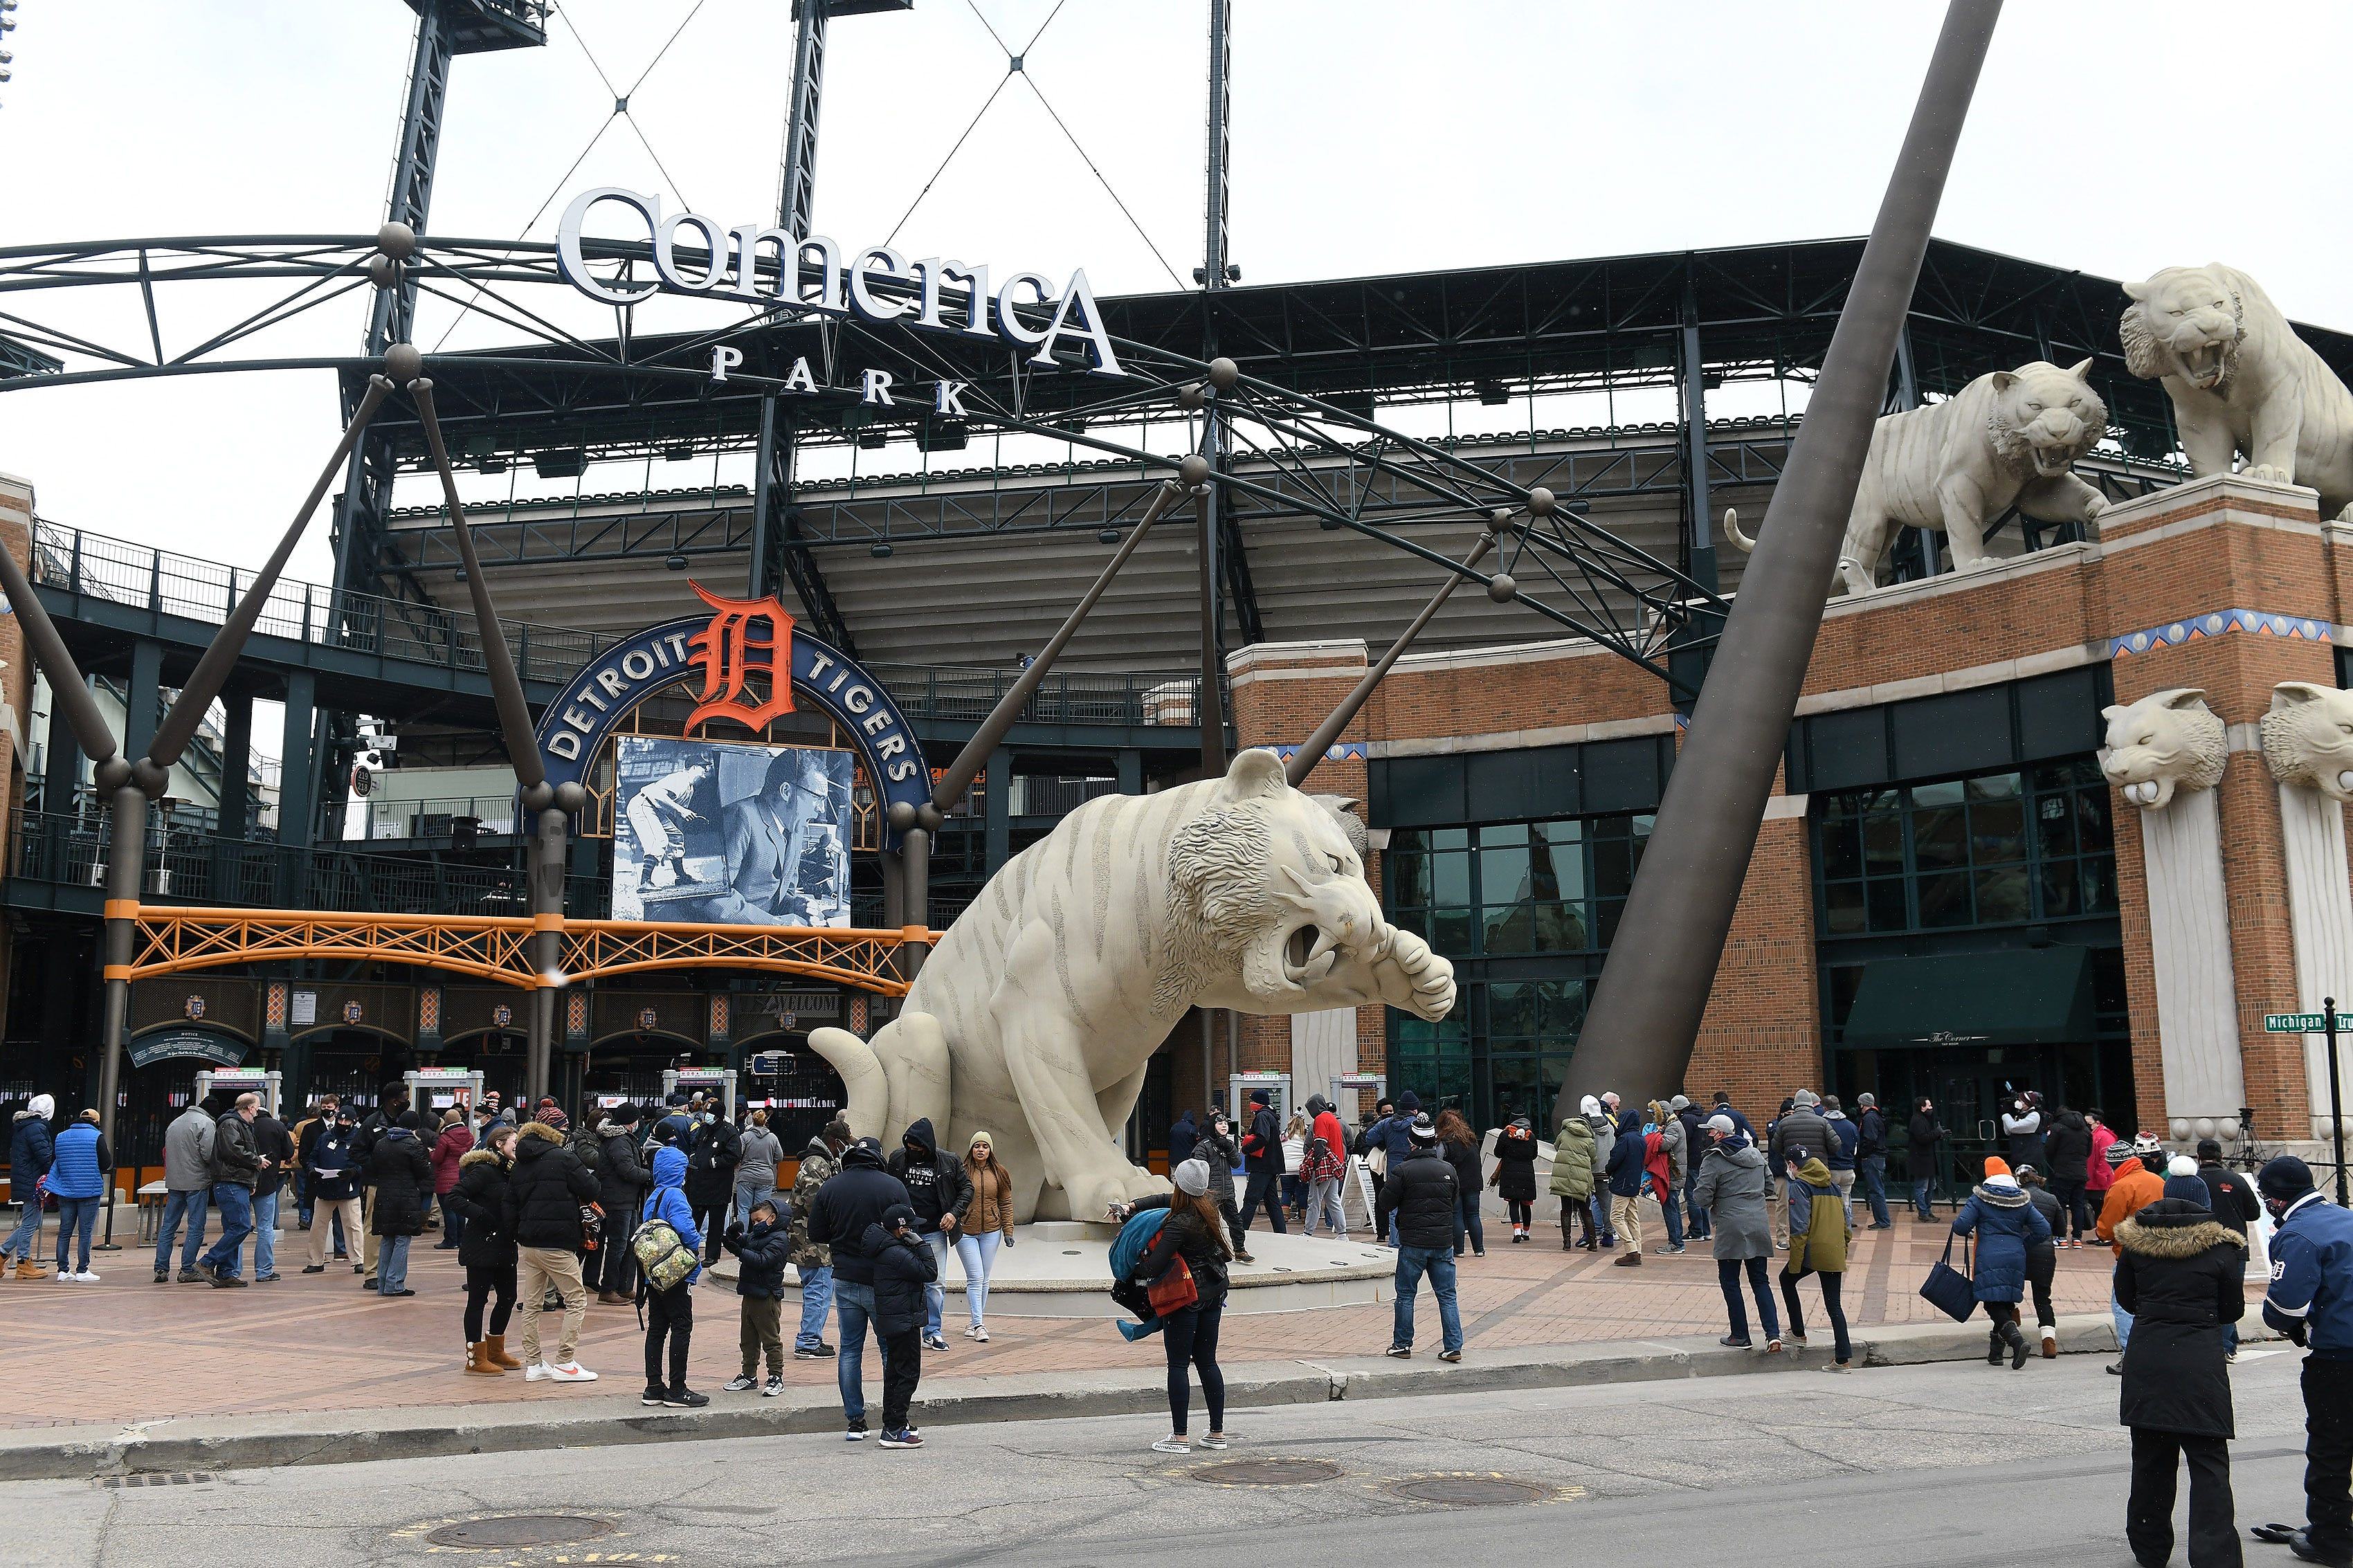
[579,1201,605,1254]
[1108,1207,1169,1322]
[569,1124,602,1173]
[632,1207,697,1292]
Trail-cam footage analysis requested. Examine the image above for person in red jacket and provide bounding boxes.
[430,1109,475,1251]
[1302,1096,1351,1239]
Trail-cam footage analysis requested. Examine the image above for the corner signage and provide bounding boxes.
[532,585,931,850]
[556,187,1125,377]
[2266,1012,2353,1032]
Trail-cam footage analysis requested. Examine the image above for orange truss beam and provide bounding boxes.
[115,907,931,996]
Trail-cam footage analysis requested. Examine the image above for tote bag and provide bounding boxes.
[1918,1232,1975,1322]
[1147,1254,1199,1315]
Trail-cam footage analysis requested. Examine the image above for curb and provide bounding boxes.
[1,1311,2214,1481]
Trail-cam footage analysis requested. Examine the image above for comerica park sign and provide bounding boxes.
[556,187,1126,378]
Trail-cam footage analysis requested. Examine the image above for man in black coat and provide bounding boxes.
[504,1120,603,1382]
[1236,1088,1289,1239]
[1907,1097,1948,1223]
[1852,1093,1893,1230]
[1168,1110,1198,1169]
[593,1104,652,1303]
[2115,1175,2247,1568]
[808,1138,913,1440]
[1377,1115,1462,1361]
[887,1118,971,1352]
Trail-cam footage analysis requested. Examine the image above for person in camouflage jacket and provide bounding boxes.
[789,1120,851,1358]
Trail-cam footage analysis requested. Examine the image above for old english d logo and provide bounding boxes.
[684,581,797,733]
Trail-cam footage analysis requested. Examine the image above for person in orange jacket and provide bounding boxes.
[2096,1132,2170,1376]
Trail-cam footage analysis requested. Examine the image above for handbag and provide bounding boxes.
[1918,1232,1975,1322]
[1146,1254,1199,1315]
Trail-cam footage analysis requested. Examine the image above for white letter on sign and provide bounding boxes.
[935,381,968,417]
[709,345,743,383]
[862,369,895,406]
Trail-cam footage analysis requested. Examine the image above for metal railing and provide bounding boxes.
[865,662,1200,729]
[8,811,606,919]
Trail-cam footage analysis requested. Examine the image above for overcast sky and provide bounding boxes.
[7,1,2352,585]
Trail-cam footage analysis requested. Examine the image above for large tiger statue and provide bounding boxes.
[1723,358,2108,596]
[2121,264,2353,520]
[808,748,1457,1223]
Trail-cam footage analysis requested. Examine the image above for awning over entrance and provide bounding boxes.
[1839,947,2093,1049]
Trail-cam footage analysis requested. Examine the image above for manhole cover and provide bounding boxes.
[1383,1474,1556,1507]
[1188,1458,1343,1487]
[422,1515,616,1549]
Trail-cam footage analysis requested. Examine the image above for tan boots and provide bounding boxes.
[466,1342,502,1376]
[483,1334,522,1370]
[13,1259,50,1280]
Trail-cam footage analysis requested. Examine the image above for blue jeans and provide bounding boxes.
[1718,1255,1780,1342]
[735,1178,774,1229]
[1914,1174,1936,1221]
[1684,1170,1711,1239]
[924,1232,949,1339]
[2,1197,42,1261]
[199,1184,253,1277]
[1857,1156,1893,1227]
[797,1263,835,1351]
[1454,1190,1484,1255]
[956,1230,1001,1327]
[378,1232,411,1294]
[836,1279,880,1423]
[1591,1192,1614,1241]
[154,1189,210,1273]
[1392,1245,1463,1353]
[251,1188,280,1278]
[53,1195,100,1273]
[2113,1288,2134,1351]
[1660,1189,1686,1248]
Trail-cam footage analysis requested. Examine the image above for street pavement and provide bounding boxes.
[0,1347,2316,1567]
[0,1212,2150,1431]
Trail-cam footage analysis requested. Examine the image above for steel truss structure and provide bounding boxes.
[115,904,926,995]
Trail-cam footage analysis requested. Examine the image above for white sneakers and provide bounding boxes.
[546,1362,597,1383]
[54,1270,98,1283]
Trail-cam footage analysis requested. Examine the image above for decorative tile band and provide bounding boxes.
[2109,608,2334,660]
[1271,741,1369,763]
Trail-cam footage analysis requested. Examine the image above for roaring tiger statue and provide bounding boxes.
[809,748,1457,1223]
[2121,264,2353,519]
[1723,359,2109,596]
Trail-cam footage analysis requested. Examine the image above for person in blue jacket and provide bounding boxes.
[1950,1156,2051,1370]
[46,1109,109,1281]
[639,1143,705,1409]
[1604,1108,1650,1264]
[2260,1156,2353,1567]
[5,1095,55,1277]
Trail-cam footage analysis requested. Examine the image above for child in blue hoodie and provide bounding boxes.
[641,1144,705,1408]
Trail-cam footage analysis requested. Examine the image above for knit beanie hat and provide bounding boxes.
[1173,1158,1212,1196]
[1983,1156,2013,1180]
[2167,1154,2199,1178]
[1792,1089,1821,1108]
[1670,1095,1691,1113]
[1408,1113,1440,1145]
[968,1129,993,1151]
[2162,1173,2211,1206]
[2105,1138,2138,1165]
[2259,1155,2317,1201]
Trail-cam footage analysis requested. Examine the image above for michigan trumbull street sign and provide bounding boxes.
[2265,1012,2353,1032]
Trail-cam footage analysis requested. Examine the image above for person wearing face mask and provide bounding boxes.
[1192,1110,1253,1263]
[684,1102,741,1268]
[302,1109,365,1275]
[1908,1097,1947,1221]
[886,1118,972,1353]
[2258,1156,2353,1568]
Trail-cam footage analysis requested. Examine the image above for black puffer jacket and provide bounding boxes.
[1378,1145,1460,1250]
[444,1149,517,1269]
[1130,1193,1232,1311]
[1770,1102,1833,1169]
[596,1121,651,1213]
[1492,1118,1538,1201]
[722,1215,793,1300]
[808,1140,912,1287]
[503,1121,601,1250]
[685,1116,742,1210]
[2044,1111,2091,1183]
[2114,1199,2246,1439]
[366,1127,433,1238]
[865,1215,940,1337]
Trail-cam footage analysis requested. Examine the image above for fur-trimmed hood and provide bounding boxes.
[458,1148,507,1169]
[516,1119,563,1145]
[2117,1201,2247,1259]
[1971,1181,2031,1209]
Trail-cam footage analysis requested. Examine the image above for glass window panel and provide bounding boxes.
[1967,772,2020,802]
[2037,864,2080,918]
[1918,870,1973,927]
[1974,865,2030,924]
[1911,803,1967,869]
[2035,792,2075,859]
[1430,908,1473,954]
[1632,817,1653,870]
[1489,1056,1566,1125]
[2081,855,2118,914]
[1489,981,1537,1041]
[2073,790,2114,854]
[1538,820,1585,846]
[1597,897,1628,947]
[1825,880,1866,936]
[1388,829,1426,855]
[1969,797,2025,863]
[1533,903,1588,953]
[1912,778,1966,808]
[1430,828,1470,851]
[1820,817,1862,880]
[1479,823,1528,848]
[1480,845,1532,905]
[1482,906,1534,955]
[1387,853,1430,909]
[1431,852,1472,908]
[2028,763,2071,794]
[1864,810,1906,874]
[1390,906,1430,940]
[1593,837,1634,898]
[1866,878,1909,933]
[1526,841,1563,902]
[1541,978,1588,1035]
[1404,1057,1473,1122]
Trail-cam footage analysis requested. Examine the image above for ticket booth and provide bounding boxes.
[1227,1071,1293,1127]
[662,1067,736,1121]
[194,1068,282,1118]
[404,1068,486,1120]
